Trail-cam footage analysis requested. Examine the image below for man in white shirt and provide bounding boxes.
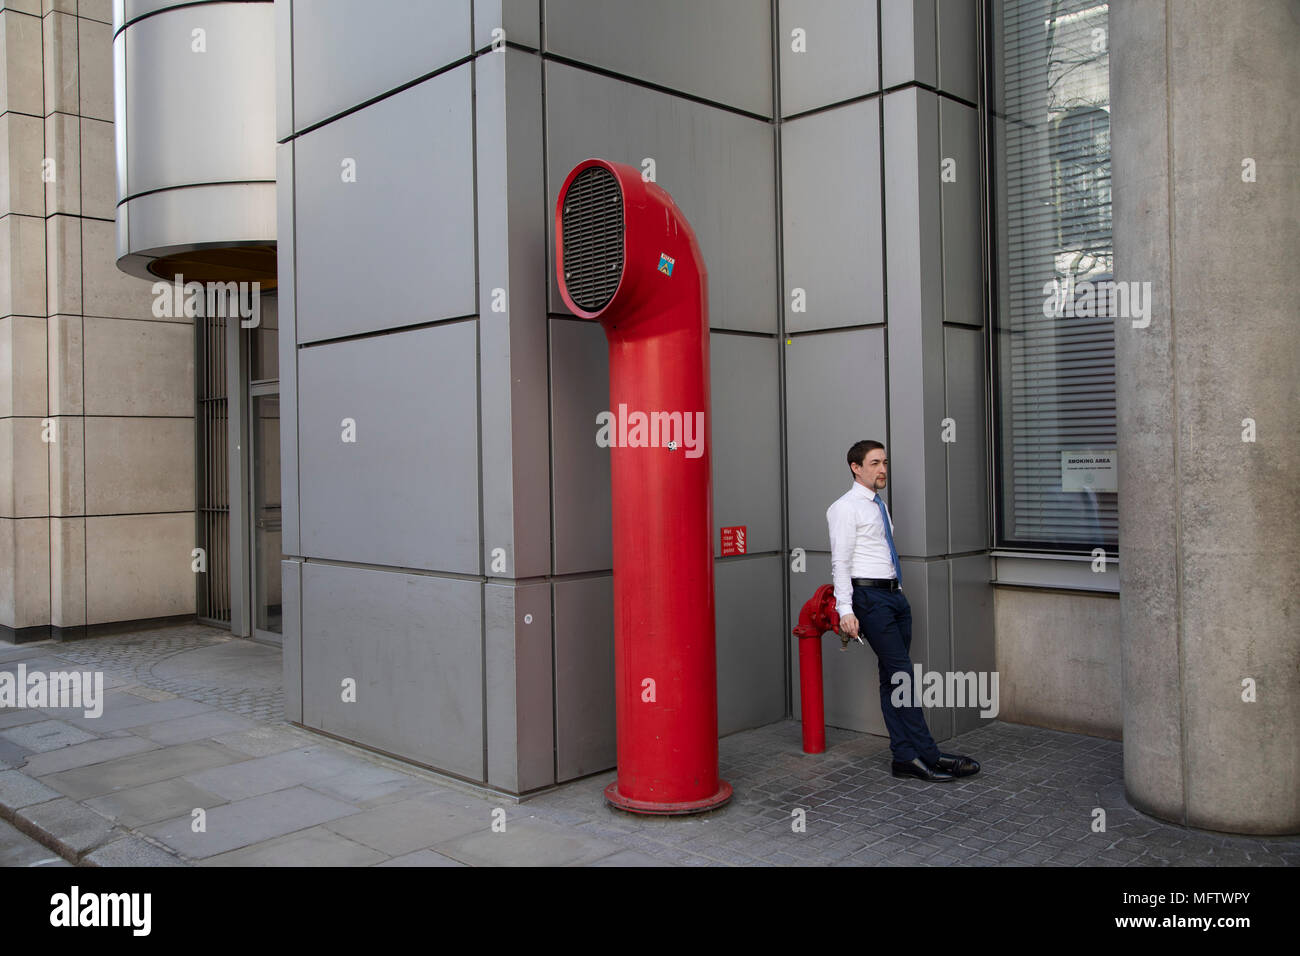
[827,440,980,782]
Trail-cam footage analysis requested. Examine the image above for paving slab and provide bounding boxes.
[198,825,387,867]
[586,848,673,866]
[0,719,98,753]
[376,849,466,867]
[0,709,49,730]
[15,797,121,859]
[144,786,361,859]
[41,740,248,800]
[0,769,63,810]
[0,736,33,768]
[84,836,187,867]
[211,724,313,757]
[303,763,436,806]
[434,818,625,867]
[21,735,159,777]
[61,697,215,732]
[132,710,255,746]
[0,816,72,867]
[184,746,384,801]
[324,791,493,856]
[84,776,229,828]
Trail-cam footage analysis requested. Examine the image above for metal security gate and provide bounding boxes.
[196,314,231,624]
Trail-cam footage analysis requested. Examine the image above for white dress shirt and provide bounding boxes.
[826,480,899,617]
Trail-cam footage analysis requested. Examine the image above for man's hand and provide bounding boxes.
[839,613,859,640]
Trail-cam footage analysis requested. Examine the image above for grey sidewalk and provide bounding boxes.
[1,624,1297,867]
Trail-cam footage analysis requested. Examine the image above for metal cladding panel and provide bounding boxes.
[884,87,948,559]
[778,0,879,116]
[782,99,884,332]
[291,0,470,131]
[905,557,952,743]
[950,553,995,736]
[549,317,612,574]
[553,575,616,781]
[939,97,982,328]
[294,66,476,344]
[296,322,480,574]
[710,332,781,558]
[276,141,299,554]
[881,0,937,89]
[122,3,275,196]
[485,581,555,793]
[788,551,887,736]
[474,0,541,50]
[544,62,778,333]
[300,562,484,781]
[945,325,988,553]
[280,558,302,722]
[544,0,772,116]
[715,555,786,735]
[784,327,887,554]
[936,0,979,103]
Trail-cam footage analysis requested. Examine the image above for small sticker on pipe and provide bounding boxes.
[657,253,675,276]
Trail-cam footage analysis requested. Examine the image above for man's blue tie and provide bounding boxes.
[873,494,902,585]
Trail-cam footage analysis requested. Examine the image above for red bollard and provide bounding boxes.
[556,159,731,814]
[792,584,841,754]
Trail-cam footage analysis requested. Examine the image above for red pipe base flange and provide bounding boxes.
[603,780,734,815]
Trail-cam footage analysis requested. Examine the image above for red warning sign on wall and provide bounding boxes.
[721,526,747,555]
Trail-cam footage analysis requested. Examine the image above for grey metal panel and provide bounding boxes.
[939,98,982,327]
[553,574,615,781]
[544,0,772,116]
[904,557,951,742]
[544,62,779,334]
[788,550,887,735]
[944,325,987,552]
[476,51,551,580]
[294,67,476,343]
[297,322,481,574]
[122,4,275,196]
[783,327,886,556]
[778,0,879,116]
[121,183,276,266]
[275,142,299,555]
[280,558,302,721]
[710,332,781,558]
[883,87,947,558]
[275,0,292,142]
[950,554,994,735]
[485,581,555,793]
[300,562,484,781]
[474,0,540,50]
[781,99,884,333]
[715,555,786,735]
[121,0,237,25]
[550,317,612,574]
[291,0,470,131]
[936,0,978,103]
[880,0,937,89]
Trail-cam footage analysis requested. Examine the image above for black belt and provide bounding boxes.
[853,577,901,591]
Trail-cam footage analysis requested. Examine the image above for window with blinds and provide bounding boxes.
[989,0,1118,553]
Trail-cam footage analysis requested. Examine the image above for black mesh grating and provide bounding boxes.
[561,166,624,312]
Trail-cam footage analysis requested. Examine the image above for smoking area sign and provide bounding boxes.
[1061,449,1117,492]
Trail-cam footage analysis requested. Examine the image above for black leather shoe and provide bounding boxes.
[891,758,955,782]
[934,753,980,777]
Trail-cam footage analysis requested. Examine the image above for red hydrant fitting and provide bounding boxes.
[792,584,842,754]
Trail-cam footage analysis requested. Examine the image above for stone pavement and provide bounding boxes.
[1,624,1297,867]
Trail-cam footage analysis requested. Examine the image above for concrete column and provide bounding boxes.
[1112,0,1300,834]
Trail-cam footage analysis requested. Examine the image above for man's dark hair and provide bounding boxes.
[847,439,885,476]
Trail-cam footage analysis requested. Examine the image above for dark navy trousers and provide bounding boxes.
[852,583,941,766]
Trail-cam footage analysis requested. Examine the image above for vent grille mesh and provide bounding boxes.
[561,166,624,311]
